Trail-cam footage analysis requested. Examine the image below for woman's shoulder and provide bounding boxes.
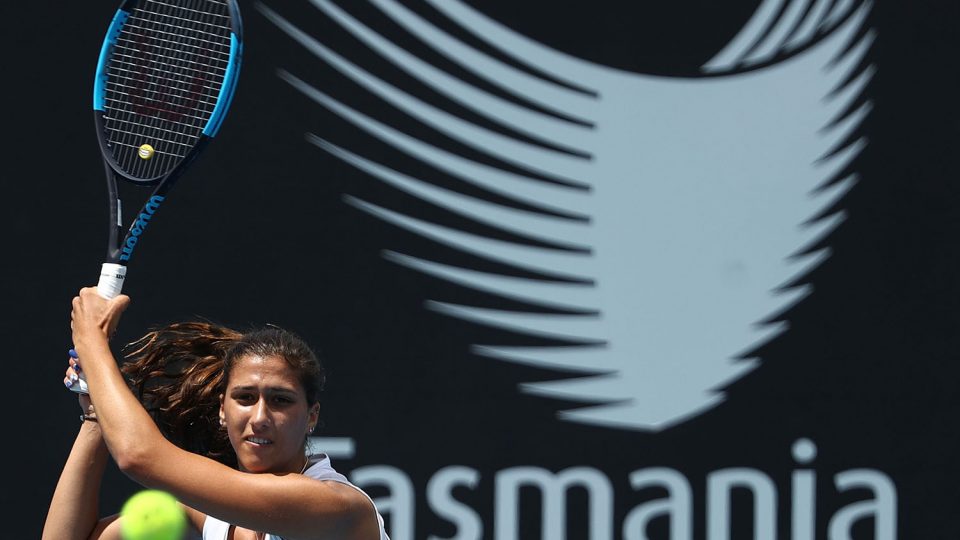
[302,453,350,483]
[303,454,390,539]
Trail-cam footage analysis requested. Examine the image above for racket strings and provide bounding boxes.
[103,0,233,179]
[105,64,224,101]
[127,7,232,37]
[105,56,224,107]
[119,22,232,61]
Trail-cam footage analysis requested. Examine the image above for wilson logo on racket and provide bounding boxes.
[127,31,210,122]
[119,195,165,262]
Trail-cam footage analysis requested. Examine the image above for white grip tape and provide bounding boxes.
[73,377,90,394]
[96,263,126,299]
[70,264,128,394]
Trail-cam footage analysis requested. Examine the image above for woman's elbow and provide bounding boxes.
[343,493,381,540]
[112,443,152,480]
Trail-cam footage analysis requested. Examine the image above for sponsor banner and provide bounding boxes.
[12,1,960,538]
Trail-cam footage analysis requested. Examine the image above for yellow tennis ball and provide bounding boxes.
[120,490,187,540]
[138,144,155,160]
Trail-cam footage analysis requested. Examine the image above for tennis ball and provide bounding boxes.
[120,489,187,540]
[138,144,155,160]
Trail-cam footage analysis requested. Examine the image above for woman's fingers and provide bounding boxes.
[71,288,131,339]
[64,350,81,388]
[63,365,79,388]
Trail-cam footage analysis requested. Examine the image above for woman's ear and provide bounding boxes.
[308,402,320,432]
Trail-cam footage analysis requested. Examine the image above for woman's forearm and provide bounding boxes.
[42,420,110,540]
[74,338,167,476]
[69,290,177,487]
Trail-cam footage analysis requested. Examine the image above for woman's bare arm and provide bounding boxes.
[71,288,379,540]
[42,420,111,540]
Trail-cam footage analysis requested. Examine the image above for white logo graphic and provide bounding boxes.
[261,0,874,431]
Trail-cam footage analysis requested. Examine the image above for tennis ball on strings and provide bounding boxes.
[138,143,155,160]
[120,489,187,540]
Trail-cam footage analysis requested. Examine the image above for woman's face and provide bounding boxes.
[220,354,319,473]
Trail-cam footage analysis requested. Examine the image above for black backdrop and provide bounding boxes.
[5,1,960,539]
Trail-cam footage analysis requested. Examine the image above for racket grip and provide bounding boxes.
[96,263,126,300]
[69,263,128,394]
[71,375,90,394]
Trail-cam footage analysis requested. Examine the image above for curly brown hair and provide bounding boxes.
[120,321,326,469]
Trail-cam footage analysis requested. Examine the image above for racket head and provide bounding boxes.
[93,0,243,185]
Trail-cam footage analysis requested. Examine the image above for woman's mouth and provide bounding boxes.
[246,436,273,446]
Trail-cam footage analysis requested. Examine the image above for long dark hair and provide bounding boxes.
[120,322,326,468]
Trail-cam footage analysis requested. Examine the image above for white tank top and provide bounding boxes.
[201,454,389,540]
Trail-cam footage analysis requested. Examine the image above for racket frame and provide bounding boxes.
[75,0,243,394]
[93,0,243,270]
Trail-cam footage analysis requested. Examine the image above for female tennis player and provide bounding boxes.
[43,288,388,540]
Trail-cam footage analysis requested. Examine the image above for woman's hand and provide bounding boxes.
[70,287,130,349]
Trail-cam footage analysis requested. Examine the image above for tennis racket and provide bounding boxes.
[71,0,243,394]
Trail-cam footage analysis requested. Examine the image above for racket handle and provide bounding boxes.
[96,263,127,300]
[68,263,128,394]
